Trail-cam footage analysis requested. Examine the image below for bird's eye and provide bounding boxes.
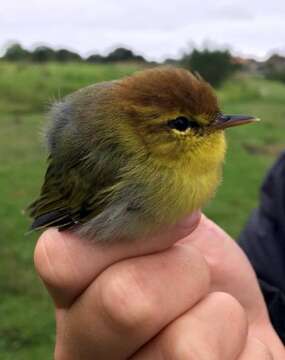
[167,116,199,132]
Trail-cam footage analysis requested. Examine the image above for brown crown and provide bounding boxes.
[115,67,219,116]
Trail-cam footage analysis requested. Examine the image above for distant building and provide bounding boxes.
[231,56,262,74]
[264,54,285,72]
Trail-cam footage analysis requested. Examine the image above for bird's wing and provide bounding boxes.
[27,152,119,231]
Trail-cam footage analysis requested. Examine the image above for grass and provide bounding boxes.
[0,62,284,358]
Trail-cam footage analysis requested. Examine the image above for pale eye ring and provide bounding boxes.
[167,116,199,132]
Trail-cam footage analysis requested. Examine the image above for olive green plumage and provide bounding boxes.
[27,67,257,241]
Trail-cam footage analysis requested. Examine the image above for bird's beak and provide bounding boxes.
[212,114,260,130]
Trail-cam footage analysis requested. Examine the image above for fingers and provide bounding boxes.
[181,214,268,323]
[132,292,248,360]
[55,244,210,360]
[179,214,285,358]
[132,304,274,360]
[34,211,201,307]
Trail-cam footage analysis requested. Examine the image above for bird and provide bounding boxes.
[27,67,258,242]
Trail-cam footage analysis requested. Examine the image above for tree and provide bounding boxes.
[262,54,285,84]
[3,43,31,61]
[55,49,81,62]
[86,54,106,63]
[181,48,239,87]
[31,46,56,62]
[106,47,145,62]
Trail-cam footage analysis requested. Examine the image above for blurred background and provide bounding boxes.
[1,1,285,358]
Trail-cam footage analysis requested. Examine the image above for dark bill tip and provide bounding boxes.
[213,114,260,130]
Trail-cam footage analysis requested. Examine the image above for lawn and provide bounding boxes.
[0,61,284,359]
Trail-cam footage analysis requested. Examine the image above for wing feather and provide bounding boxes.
[27,153,116,231]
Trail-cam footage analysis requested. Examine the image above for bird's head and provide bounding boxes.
[106,67,257,171]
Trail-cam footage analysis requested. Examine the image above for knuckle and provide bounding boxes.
[34,229,70,289]
[210,291,247,324]
[98,264,156,329]
[159,293,248,360]
[34,231,57,284]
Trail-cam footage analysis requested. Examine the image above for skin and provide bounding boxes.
[34,213,285,359]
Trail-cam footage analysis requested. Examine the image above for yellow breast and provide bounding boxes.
[143,131,226,225]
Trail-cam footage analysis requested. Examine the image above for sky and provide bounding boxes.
[1,0,285,61]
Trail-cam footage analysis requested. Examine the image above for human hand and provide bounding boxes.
[34,213,284,359]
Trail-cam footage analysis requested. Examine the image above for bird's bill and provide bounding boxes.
[213,114,260,130]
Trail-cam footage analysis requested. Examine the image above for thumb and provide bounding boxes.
[34,211,201,308]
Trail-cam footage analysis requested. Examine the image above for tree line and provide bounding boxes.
[2,42,242,87]
[3,42,285,88]
[2,43,146,64]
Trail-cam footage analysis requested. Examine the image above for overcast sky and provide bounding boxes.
[1,0,285,61]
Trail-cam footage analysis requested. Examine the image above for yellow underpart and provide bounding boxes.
[145,131,226,224]
[107,129,226,231]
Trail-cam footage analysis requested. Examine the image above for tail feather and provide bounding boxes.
[30,209,75,231]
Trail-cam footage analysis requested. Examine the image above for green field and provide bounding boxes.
[1,61,285,359]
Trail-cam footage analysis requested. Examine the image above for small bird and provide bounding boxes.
[27,67,257,242]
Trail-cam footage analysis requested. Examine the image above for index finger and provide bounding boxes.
[34,211,201,307]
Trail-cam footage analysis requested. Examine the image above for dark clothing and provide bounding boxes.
[239,151,285,343]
